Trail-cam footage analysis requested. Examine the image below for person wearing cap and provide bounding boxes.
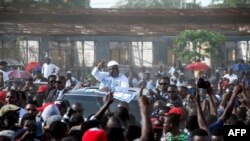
[33,85,48,106]
[0,104,21,133]
[91,60,129,92]
[65,71,80,90]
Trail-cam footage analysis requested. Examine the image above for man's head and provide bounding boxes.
[159,76,170,91]
[5,90,19,105]
[107,60,119,78]
[0,61,8,71]
[191,128,209,141]
[48,75,57,88]
[167,85,178,100]
[55,76,66,90]
[163,113,181,133]
[66,71,72,79]
[45,57,51,64]
[25,102,38,117]
[211,127,224,141]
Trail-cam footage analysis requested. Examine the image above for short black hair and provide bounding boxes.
[165,113,181,127]
[159,76,170,84]
[191,128,208,137]
[0,60,7,65]
[48,74,57,79]
[211,127,224,136]
[20,113,36,127]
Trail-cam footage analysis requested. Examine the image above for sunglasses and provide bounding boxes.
[55,81,62,84]
[49,80,56,83]
[159,83,168,85]
[26,108,37,111]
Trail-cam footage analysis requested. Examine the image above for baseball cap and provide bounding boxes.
[37,85,48,93]
[82,128,108,141]
[107,61,119,67]
[0,91,6,103]
[0,104,20,117]
[165,107,185,119]
[36,102,53,112]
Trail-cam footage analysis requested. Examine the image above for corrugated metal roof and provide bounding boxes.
[0,7,250,36]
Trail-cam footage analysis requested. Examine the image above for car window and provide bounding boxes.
[62,94,141,121]
[62,95,103,118]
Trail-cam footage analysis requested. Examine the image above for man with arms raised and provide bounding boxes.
[92,60,129,92]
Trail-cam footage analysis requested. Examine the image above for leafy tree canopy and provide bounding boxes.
[0,0,90,8]
[174,30,225,64]
[115,0,200,9]
[209,0,250,8]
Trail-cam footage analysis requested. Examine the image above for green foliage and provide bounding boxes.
[209,0,250,8]
[0,0,90,8]
[115,0,200,9]
[174,30,225,65]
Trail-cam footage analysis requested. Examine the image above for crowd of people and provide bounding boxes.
[0,58,250,141]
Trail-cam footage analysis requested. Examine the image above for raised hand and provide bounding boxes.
[138,86,150,107]
[104,92,114,106]
[97,59,106,70]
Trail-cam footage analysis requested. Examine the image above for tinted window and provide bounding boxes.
[62,94,141,121]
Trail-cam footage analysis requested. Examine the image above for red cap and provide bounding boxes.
[0,91,6,103]
[166,107,185,119]
[36,102,52,112]
[37,85,48,93]
[82,128,107,141]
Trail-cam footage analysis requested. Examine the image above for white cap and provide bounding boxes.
[67,71,72,74]
[107,60,119,67]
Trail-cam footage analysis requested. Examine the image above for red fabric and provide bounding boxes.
[185,61,209,71]
[36,102,52,112]
[0,91,6,103]
[166,107,185,119]
[25,62,40,72]
[82,128,107,141]
[37,85,48,93]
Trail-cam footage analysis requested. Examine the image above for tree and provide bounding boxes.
[209,0,250,8]
[0,0,90,8]
[115,0,198,9]
[174,30,225,66]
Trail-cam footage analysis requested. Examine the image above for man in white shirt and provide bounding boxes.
[223,68,238,84]
[92,60,129,92]
[42,57,60,78]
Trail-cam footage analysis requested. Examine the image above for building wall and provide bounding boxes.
[1,34,250,79]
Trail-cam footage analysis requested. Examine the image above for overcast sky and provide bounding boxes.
[90,0,212,8]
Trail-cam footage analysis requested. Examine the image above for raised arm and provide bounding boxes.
[206,86,217,116]
[91,59,107,81]
[192,87,208,132]
[138,87,154,141]
[219,84,242,122]
[93,92,114,120]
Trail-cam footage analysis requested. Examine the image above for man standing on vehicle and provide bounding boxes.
[92,60,129,92]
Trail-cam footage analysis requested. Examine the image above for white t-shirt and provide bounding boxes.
[92,67,129,91]
[223,73,238,84]
[42,63,60,78]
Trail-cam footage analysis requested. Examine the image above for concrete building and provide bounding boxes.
[0,7,250,78]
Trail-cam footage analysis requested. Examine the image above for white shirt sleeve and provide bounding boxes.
[52,64,60,73]
[91,67,108,82]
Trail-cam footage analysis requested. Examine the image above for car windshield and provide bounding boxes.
[62,94,141,121]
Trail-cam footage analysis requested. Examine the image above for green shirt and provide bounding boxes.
[161,131,188,141]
